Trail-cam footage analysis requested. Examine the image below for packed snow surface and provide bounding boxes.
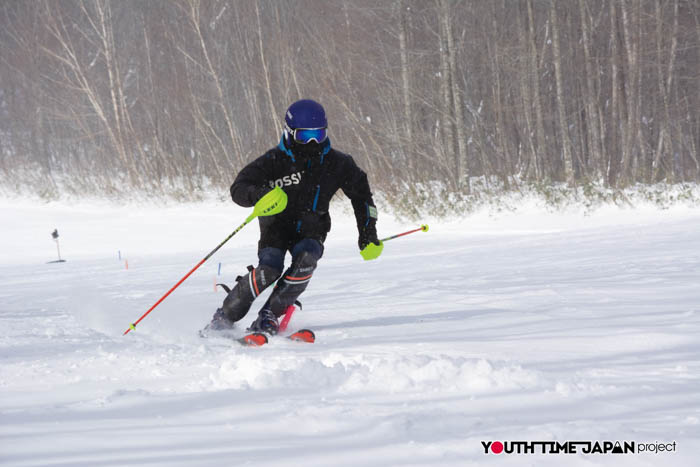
[1,196,699,466]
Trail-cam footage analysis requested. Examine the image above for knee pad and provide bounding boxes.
[258,247,285,273]
[291,238,324,259]
[222,264,281,322]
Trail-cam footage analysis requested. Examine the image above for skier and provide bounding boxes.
[206,99,383,335]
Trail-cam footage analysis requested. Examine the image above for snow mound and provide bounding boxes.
[208,352,540,395]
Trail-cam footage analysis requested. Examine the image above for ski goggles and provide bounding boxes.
[286,125,328,144]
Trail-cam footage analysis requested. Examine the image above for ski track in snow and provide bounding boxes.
[1,198,700,466]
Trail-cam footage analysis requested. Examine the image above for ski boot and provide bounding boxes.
[199,307,235,337]
[249,308,279,335]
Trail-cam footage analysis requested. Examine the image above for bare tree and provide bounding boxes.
[1,0,698,205]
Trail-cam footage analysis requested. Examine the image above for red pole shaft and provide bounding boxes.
[123,219,249,335]
[380,227,424,243]
[123,257,207,335]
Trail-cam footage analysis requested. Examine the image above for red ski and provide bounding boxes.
[238,332,268,346]
[238,329,315,347]
[288,329,315,343]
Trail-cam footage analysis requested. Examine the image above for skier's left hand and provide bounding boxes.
[358,224,379,250]
[360,240,383,261]
[359,228,383,260]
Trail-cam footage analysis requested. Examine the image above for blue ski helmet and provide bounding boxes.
[285,99,327,130]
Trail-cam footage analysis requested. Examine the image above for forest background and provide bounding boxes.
[1,0,699,216]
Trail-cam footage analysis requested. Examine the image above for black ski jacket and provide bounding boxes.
[230,137,378,252]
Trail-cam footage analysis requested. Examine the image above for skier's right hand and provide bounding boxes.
[253,186,287,218]
[252,185,274,204]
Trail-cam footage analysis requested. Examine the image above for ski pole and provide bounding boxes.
[361,224,428,260]
[380,224,429,243]
[123,187,287,335]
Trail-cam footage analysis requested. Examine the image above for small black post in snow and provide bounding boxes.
[48,228,67,263]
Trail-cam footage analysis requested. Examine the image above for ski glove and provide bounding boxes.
[360,240,383,260]
[359,224,383,261]
[252,185,274,204]
[358,225,380,250]
[252,186,287,220]
[357,204,379,249]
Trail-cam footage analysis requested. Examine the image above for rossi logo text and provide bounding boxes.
[269,172,302,188]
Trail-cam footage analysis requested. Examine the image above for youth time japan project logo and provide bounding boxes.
[481,440,677,455]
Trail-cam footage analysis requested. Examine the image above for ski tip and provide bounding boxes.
[239,332,269,347]
[288,329,315,343]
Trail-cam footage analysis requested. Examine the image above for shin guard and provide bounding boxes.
[221,264,280,322]
[265,251,318,317]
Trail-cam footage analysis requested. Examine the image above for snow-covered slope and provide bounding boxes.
[1,197,699,466]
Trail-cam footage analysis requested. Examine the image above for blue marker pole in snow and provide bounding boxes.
[118,250,121,261]
[218,262,222,276]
